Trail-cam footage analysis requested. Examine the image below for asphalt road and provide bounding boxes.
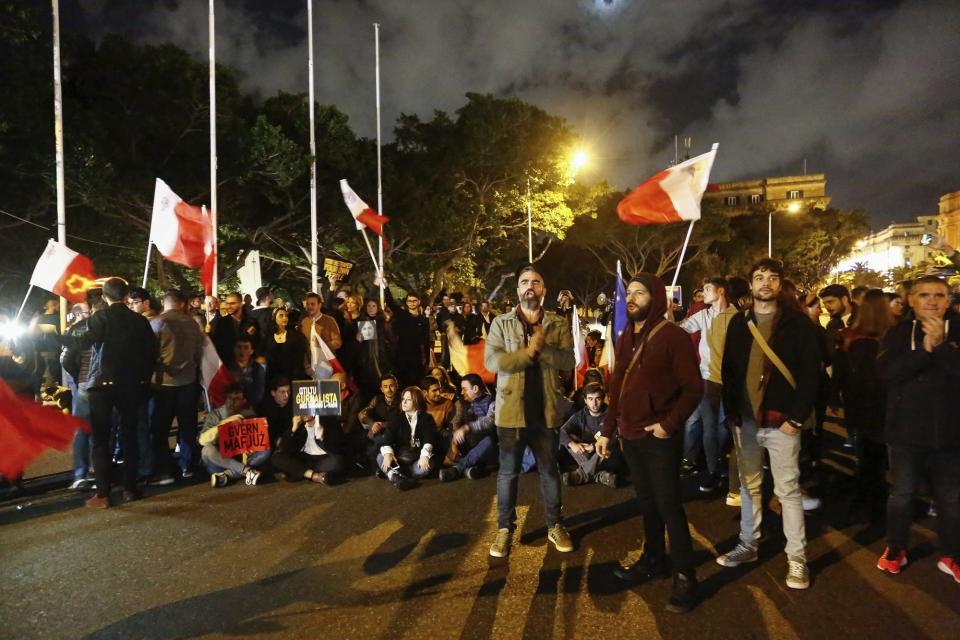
[2,436,959,640]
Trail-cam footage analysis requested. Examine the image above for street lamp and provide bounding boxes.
[769,201,803,256]
[527,150,590,262]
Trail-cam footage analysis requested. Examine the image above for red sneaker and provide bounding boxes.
[937,556,960,583]
[877,546,908,574]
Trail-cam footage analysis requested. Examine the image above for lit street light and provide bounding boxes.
[528,149,590,262]
[769,201,803,256]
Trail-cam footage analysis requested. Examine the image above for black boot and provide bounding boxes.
[614,553,670,584]
[666,571,699,614]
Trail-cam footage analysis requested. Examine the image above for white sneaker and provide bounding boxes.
[786,559,810,589]
[244,469,261,486]
[802,495,821,511]
[717,542,759,567]
[726,492,742,507]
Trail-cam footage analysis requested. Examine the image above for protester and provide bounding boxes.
[199,385,268,488]
[439,373,497,481]
[819,284,856,341]
[718,259,820,589]
[560,382,619,488]
[357,374,401,467]
[260,306,310,382]
[485,264,575,557]
[885,292,906,322]
[381,277,432,388]
[148,290,205,484]
[299,291,342,353]
[229,336,266,407]
[57,277,158,507]
[248,286,274,339]
[478,301,496,339]
[876,275,960,583]
[597,272,703,613]
[272,407,348,485]
[61,302,93,490]
[421,376,456,441]
[258,376,294,447]
[211,291,260,362]
[375,386,438,489]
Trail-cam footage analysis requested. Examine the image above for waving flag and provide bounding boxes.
[340,179,390,247]
[200,335,234,409]
[613,261,628,342]
[617,143,718,225]
[447,325,495,385]
[29,240,97,304]
[572,305,589,388]
[310,323,345,380]
[150,178,214,270]
[598,320,616,384]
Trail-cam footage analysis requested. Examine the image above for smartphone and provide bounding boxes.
[921,233,934,246]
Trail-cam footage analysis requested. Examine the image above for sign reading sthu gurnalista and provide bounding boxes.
[292,379,341,417]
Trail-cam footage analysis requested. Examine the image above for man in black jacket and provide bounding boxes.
[717,259,820,589]
[876,275,960,583]
[58,278,158,507]
[381,277,431,388]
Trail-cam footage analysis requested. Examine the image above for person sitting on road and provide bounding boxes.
[560,382,620,488]
[356,374,401,465]
[439,373,497,481]
[199,384,270,488]
[229,336,266,407]
[375,386,438,490]
[258,376,293,447]
[421,375,456,440]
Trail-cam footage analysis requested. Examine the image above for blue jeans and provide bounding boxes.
[201,445,270,479]
[887,445,960,557]
[453,435,497,473]
[496,425,562,531]
[376,452,435,478]
[69,379,92,480]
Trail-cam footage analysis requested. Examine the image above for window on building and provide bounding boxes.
[788,190,802,199]
[725,196,738,206]
[750,194,763,204]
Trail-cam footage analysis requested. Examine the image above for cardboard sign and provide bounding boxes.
[292,379,342,416]
[323,257,354,281]
[358,319,377,341]
[218,418,270,459]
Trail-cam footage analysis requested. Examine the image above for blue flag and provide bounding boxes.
[613,261,628,341]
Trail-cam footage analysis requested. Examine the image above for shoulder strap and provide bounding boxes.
[746,318,796,390]
[618,320,668,404]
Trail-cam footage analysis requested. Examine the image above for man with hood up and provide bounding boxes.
[597,272,703,614]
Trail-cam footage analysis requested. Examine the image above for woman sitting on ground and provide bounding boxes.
[375,386,438,490]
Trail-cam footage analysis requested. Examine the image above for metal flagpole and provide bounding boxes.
[209,0,219,294]
[374,23,385,306]
[670,220,696,289]
[52,0,67,336]
[15,286,35,322]
[308,0,319,293]
[141,242,153,287]
[527,178,533,263]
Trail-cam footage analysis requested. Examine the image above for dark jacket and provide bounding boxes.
[463,313,483,345]
[721,306,821,427]
[384,288,431,372]
[378,411,438,463]
[878,312,960,449]
[560,406,609,448]
[276,416,344,456]
[452,393,495,434]
[61,318,91,382]
[602,273,702,440]
[59,302,158,389]
[210,312,259,363]
[833,329,885,437]
[258,394,294,446]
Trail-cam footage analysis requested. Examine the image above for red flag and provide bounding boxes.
[200,336,234,408]
[200,250,217,296]
[340,179,390,247]
[29,240,98,304]
[617,144,718,225]
[150,178,214,269]
[0,379,90,478]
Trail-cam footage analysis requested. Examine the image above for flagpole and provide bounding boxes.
[141,242,153,288]
[527,178,533,263]
[308,0,319,293]
[15,286,34,322]
[670,220,696,289]
[52,0,67,336]
[359,228,380,280]
[374,23,384,307]
[208,0,218,295]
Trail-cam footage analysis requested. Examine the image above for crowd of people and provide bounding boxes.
[2,244,959,615]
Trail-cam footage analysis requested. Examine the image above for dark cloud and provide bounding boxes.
[68,0,960,227]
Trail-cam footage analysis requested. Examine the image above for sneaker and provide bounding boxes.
[666,572,700,614]
[802,495,822,511]
[699,474,718,493]
[937,556,960,583]
[465,466,488,480]
[595,471,617,488]
[147,475,176,486]
[786,559,810,589]
[489,528,511,558]
[244,469,261,486]
[181,469,194,479]
[210,472,229,488]
[680,458,698,478]
[877,546,908,574]
[726,492,742,507]
[561,468,589,486]
[69,478,88,490]
[547,523,574,553]
[716,542,759,567]
[927,503,938,517]
[613,553,669,584]
[439,467,461,482]
[85,494,110,509]
[121,489,142,504]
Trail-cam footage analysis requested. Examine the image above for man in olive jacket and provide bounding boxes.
[484,265,575,558]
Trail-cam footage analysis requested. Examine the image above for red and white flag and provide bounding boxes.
[571,305,589,388]
[200,335,234,409]
[340,179,390,247]
[150,178,214,271]
[597,320,616,386]
[310,323,345,380]
[617,143,718,225]
[29,240,97,304]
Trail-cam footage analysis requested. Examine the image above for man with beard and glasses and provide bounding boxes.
[596,273,703,613]
[485,264,575,558]
[718,258,820,590]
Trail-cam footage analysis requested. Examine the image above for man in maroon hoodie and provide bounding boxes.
[597,272,703,613]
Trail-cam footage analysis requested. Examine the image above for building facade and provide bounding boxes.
[939,189,960,250]
[836,215,940,273]
[703,174,831,214]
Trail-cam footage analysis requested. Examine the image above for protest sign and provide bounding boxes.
[292,379,342,417]
[323,257,354,281]
[218,418,270,459]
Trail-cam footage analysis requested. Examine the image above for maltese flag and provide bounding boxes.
[150,178,214,269]
[340,179,390,247]
[617,143,719,225]
[29,240,97,304]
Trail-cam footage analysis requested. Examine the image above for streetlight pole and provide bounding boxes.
[526,178,532,263]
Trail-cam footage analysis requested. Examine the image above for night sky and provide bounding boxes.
[65,0,960,229]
